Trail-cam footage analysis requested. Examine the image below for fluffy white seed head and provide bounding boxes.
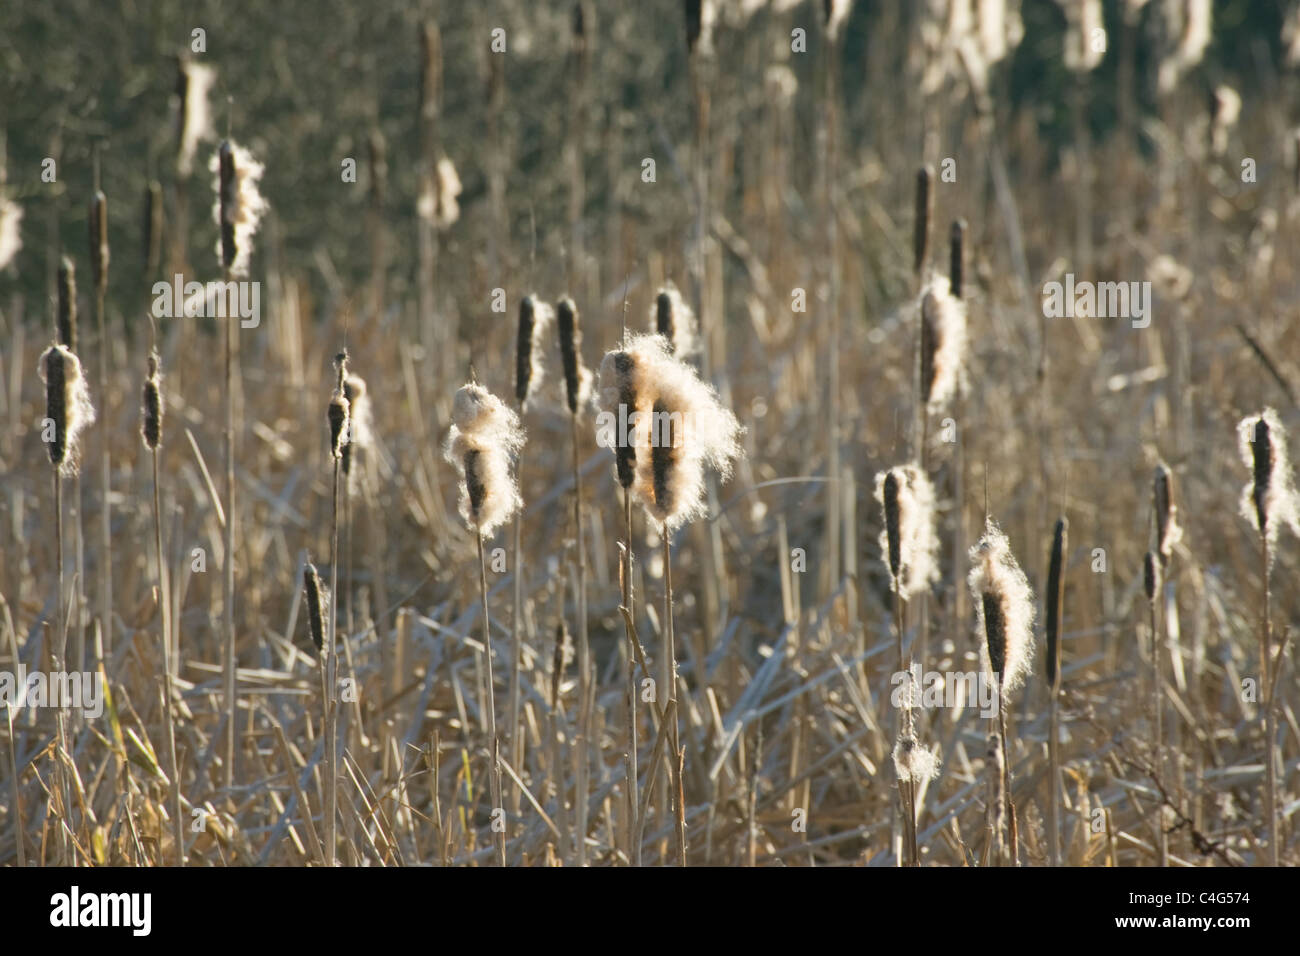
[968,519,1036,695]
[39,344,96,476]
[651,283,699,358]
[445,383,525,538]
[418,155,461,229]
[0,195,22,270]
[210,142,268,277]
[919,273,968,415]
[1153,461,1182,564]
[1238,407,1300,548]
[177,61,216,178]
[892,732,940,784]
[874,464,940,599]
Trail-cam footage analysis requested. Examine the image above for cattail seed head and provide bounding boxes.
[141,352,163,450]
[949,219,965,299]
[969,519,1035,695]
[445,383,525,538]
[1045,517,1067,689]
[684,0,702,54]
[556,296,591,414]
[303,561,327,653]
[211,140,267,277]
[1238,408,1300,548]
[1143,550,1159,605]
[515,295,554,410]
[328,356,350,462]
[57,256,77,350]
[918,273,968,415]
[892,731,940,784]
[175,59,215,179]
[0,194,23,271]
[1152,462,1181,566]
[652,283,698,358]
[40,344,96,475]
[914,164,933,277]
[89,190,108,297]
[598,334,665,491]
[340,372,370,483]
[874,464,939,599]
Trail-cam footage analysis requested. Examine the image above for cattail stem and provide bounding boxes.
[663,522,687,866]
[221,265,237,791]
[624,487,639,866]
[94,287,111,664]
[151,449,184,866]
[1261,534,1278,866]
[52,469,73,864]
[569,411,591,867]
[995,681,1012,866]
[509,508,523,818]
[324,447,341,866]
[1150,591,1167,866]
[476,529,506,866]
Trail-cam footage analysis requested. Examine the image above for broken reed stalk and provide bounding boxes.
[623,484,639,865]
[1143,551,1167,866]
[662,522,687,866]
[90,184,112,662]
[142,357,184,865]
[476,528,506,866]
[1248,417,1278,866]
[1045,517,1067,867]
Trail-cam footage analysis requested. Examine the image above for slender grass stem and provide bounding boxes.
[477,530,506,866]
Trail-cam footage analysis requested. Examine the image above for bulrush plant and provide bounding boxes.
[597,331,665,865]
[874,463,940,866]
[39,342,95,863]
[652,283,698,359]
[140,353,184,865]
[212,137,267,790]
[89,180,111,663]
[555,295,593,866]
[1237,408,1300,866]
[321,353,350,866]
[598,332,743,865]
[511,294,552,813]
[1044,516,1068,866]
[445,381,525,866]
[969,518,1035,866]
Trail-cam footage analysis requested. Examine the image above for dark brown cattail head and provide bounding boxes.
[982,592,1007,684]
[552,619,569,706]
[913,165,933,278]
[613,351,637,489]
[303,561,326,653]
[656,291,674,343]
[57,255,77,350]
[557,296,582,414]
[89,190,108,297]
[144,180,163,279]
[949,219,965,299]
[328,351,350,460]
[1143,550,1159,604]
[1152,462,1179,566]
[650,397,678,520]
[516,295,537,406]
[141,353,162,450]
[919,294,938,405]
[1045,517,1067,690]
[464,447,486,519]
[883,471,902,582]
[218,140,237,271]
[1252,417,1273,534]
[684,0,702,55]
[44,346,68,469]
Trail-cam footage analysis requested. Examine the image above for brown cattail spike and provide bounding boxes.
[303,562,326,653]
[557,297,582,414]
[949,219,965,299]
[1045,517,1067,689]
[89,190,108,297]
[883,471,902,582]
[44,347,68,468]
[218,140,237,271]
[516,296,537,406]
[914,165,933,277]
[328,353,350,460]
[613,351,637,489]
[142,353,162,450]
[57,256,77,350]
[983,592,1006,682]
[656,291,674,343]
[919,295,938,405]
[1143,551,1160,605]
[684,0,702,54]
[1152,463,1179,567]
[1252,417,1273,534]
